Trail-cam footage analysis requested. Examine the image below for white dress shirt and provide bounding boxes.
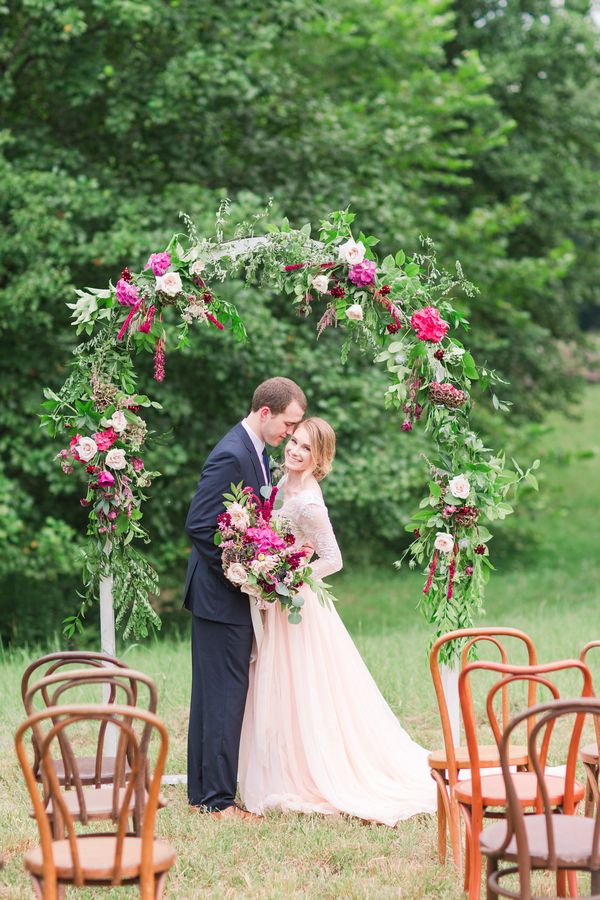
[241,419,268,484]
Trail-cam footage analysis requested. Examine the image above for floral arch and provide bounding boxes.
[42,207,536,662]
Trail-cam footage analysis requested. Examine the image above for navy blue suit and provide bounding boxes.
[184,422,267,809]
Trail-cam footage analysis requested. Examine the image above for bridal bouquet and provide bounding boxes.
[214,482,331,624]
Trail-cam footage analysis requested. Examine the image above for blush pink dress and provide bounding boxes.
[238,484,437,825]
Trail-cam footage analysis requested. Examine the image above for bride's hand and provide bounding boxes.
[299,543,314,564]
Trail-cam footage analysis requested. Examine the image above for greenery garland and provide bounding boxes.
[42,205,537,657]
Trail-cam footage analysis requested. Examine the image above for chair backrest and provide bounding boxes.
[496,697,600,899]
[429,627,537,784]
[459,659,593,814]
[15,704,168,895]
[21,651,129,716]
[24,667,157,793]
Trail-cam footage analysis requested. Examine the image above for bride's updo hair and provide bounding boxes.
[301,417,336,481]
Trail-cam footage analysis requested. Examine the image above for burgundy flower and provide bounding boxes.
[86,464,99,474]
[474,544,486,555]
[120,267,132,283]
[80,498,91,507]
[434,349,445,360]
[154,338,165,382]
[413,529,421,538]
[206,313,225,331]
[203,292,213,303]
[401,421,412,432]
[380,285,391,295]
[283,263,306,271]
[284,533,295,545]
[387,323,401,334]
[330,285,346,299]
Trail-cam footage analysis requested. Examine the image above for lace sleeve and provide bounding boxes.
[298,500,343,580]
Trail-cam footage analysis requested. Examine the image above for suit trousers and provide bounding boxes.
[187,614,254,809]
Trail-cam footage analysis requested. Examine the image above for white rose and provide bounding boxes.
[227,502,250,531]
[346,304,364,322]
[75,437,98,462]
[434,532,455,554]
[105,448,127,470]
[189,259,205,275]
[311,275,329,294]
[226,563,249,586]
[338,238,366,265]
[155,271,183,296]
[109,410,128,433]
[449,474,471,500]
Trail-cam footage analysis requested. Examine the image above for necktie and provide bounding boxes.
[261,447,271,485]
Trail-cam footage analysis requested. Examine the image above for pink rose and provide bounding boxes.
[145,252,171,276]
[97,470,115,487]
[130,456,144,471]
[116,279,140,307]
[348,259,377,287]
[93,428,118,451]
[410,306,449,343]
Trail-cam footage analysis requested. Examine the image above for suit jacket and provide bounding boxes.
[183,423,267,624]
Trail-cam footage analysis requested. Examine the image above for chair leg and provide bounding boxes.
[486,856,497,900]
[449,797,463,872]
[591,868,600,896]
[154,872,168,898]
[556,869,567,897]
[459,802,472,892]
[468,840,483,900]
[566,869,579,898]
[436,782,447,864]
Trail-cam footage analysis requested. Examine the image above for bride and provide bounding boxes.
[238,417,436,825]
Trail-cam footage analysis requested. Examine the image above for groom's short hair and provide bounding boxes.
[251,377,307,415]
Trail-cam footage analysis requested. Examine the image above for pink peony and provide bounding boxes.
[145,252,171,276]
[244,525,287,554]
[130,456,144,471]
[97,470,115,487]
[348,259,377,287]
[116,279,140,307]
[93,428,118,451]
[410,306,449,342]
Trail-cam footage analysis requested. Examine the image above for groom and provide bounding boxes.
[184,376,307,818]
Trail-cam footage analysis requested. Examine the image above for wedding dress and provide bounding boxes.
[238,483,437,825]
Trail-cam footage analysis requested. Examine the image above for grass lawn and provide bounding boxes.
[0,387,599,898]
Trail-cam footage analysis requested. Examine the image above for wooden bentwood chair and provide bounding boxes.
[458,659,590,899]
[16,704,176,900]
[23,667,162,834]
[429,628,537,872]
[579,642,600,816]
[21,651,132,788]
[483,697,600,900]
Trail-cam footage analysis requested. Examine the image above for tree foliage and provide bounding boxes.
[0,0,597,640]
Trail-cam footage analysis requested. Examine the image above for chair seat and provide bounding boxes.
[454,772,584,808]
[24,836,175,881]
[428,743,528,771]
[480,814,598,866]
[580,742,599,766]
[41,787,168,821]
[47,755,131,786]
